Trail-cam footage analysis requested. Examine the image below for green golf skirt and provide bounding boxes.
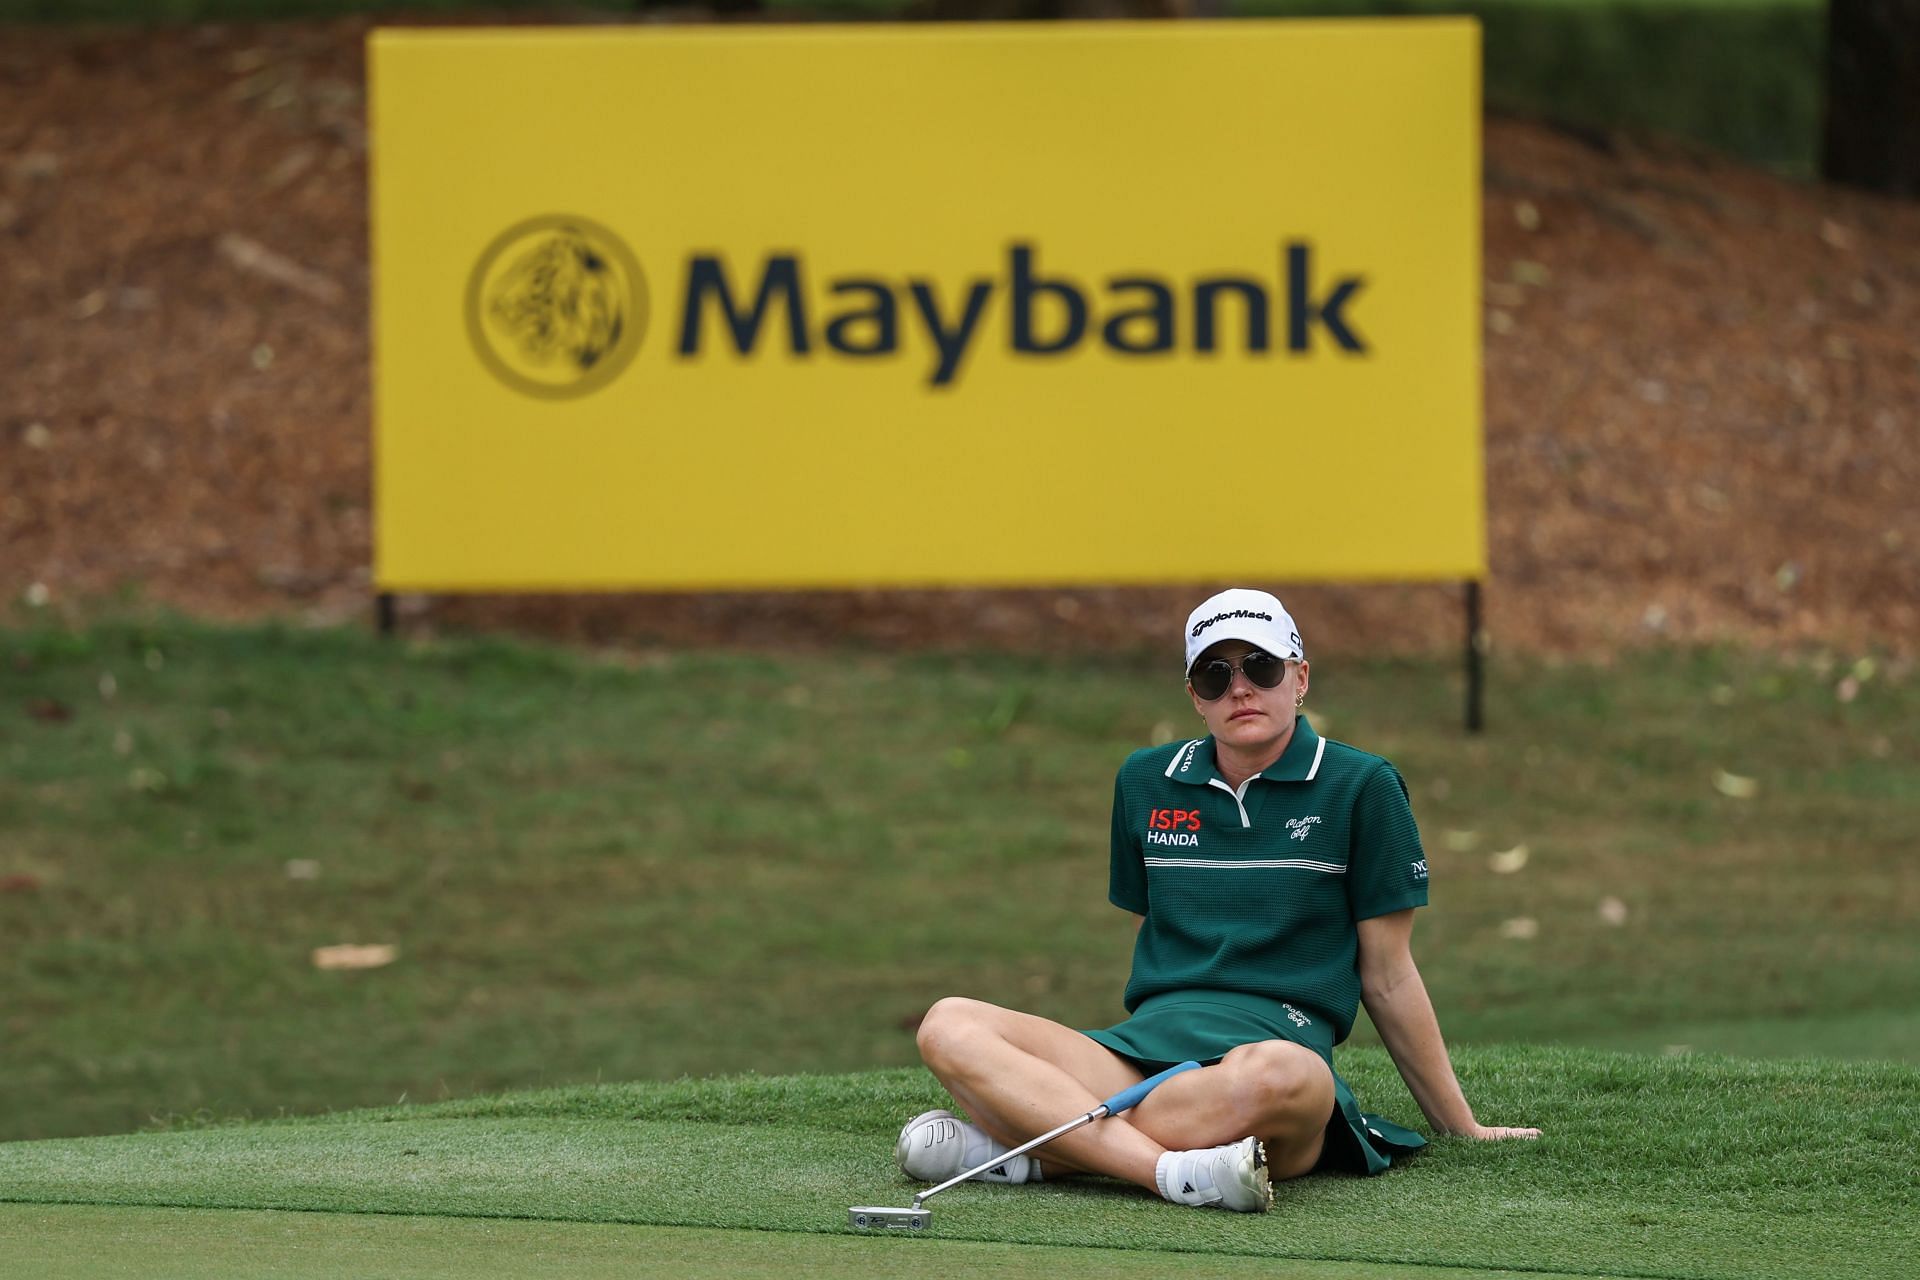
[1082,990,1426,1176]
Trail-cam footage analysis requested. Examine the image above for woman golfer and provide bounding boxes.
[899,588,1539,1212]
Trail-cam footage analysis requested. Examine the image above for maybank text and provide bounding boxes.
[675,242,1368,388]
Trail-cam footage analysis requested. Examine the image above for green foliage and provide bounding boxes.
[0,0,619,17]
[4,0,1827,174]
[1231,0,1826,174]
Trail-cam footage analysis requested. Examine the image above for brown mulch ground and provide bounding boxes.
[4,19,1917,659]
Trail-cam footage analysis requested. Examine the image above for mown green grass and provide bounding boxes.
[2,616,1914,1143]
[0,1207,1567,1280]
[3,1051,1916,1279]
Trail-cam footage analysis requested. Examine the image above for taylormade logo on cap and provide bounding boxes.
[1191,608,1274,637]
[1183,589,1304,671]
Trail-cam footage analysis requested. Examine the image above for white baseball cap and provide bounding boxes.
[1183,588,1304,672]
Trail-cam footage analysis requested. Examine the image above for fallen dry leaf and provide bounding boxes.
[1500,916,1540,940]
[217,232,343,304]
[1713,769,1759,799]
[1597,896,1629,926]
[312,943,397,971]
[1488,844,1530,874]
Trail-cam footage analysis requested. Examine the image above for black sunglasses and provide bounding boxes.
[1188,650,1291,701]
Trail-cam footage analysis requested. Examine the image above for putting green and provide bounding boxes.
[6,1054,1915,1278]
[0,1204,1558,1279]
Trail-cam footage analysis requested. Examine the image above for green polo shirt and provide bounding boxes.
[1108,716,1429,1047]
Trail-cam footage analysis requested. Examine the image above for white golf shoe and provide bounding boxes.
[1155,1136,1273,1213]
[895,1109,1039,1184]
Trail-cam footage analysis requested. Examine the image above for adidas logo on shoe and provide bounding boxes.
[1155,1137,1272,1213]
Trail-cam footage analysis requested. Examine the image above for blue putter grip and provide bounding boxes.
[1100,1060,1201,1115]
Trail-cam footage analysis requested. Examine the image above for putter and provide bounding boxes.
[849,1059,1200,1232]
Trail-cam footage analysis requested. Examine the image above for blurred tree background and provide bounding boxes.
[7,0,1915,184]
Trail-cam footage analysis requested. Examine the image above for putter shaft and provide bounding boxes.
[912,1105,1106,1208]
[854,1060,1200,1231]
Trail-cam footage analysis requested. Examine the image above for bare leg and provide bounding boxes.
[915,997,1161,1188]
[1126,1040,1334,1180]
[916,1000,1336,1188]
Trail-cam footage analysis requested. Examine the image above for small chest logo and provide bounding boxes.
[1147,808,1201,847]
[1285,815,1322,842]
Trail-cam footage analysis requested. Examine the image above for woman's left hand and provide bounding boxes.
[1462,1123,1541,1140]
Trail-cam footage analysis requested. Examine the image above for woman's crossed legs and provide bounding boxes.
[914,996,1334,1191]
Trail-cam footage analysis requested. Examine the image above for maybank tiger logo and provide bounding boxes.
[465,226,1365,396]
[466,215,647,399]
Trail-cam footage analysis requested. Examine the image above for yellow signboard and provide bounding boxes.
[370,21,1482,591]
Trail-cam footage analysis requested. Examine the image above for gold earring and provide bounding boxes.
[1295,695,1305,708]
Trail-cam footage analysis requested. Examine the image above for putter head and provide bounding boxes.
[848,1206,931,1232]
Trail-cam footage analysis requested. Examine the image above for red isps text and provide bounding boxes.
[1148,808,1202,831]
